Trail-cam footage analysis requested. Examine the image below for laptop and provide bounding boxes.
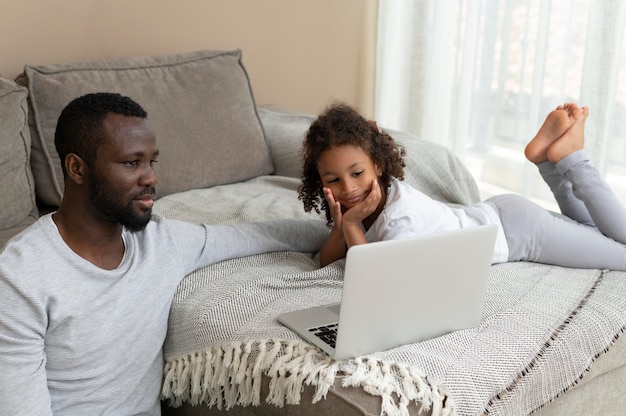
[278,224,497,360]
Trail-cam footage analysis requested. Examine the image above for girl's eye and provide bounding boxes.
[150,159,159,167]
[327,178,339,184]
[353,171,364,177]
[123,161,139,167]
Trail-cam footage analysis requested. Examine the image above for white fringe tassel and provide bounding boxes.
[162,338,453,416]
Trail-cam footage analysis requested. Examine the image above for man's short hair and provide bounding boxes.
[54,92,148,177]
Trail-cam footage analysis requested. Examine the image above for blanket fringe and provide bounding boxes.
[162,338,452,415]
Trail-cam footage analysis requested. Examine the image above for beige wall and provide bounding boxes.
[0,0,377,116]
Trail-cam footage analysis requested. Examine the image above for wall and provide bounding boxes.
[0,0,377,116]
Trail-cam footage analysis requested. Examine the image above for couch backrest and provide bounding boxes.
[16,49,275,208]
[0,77,38,238]
[1,50,480,249]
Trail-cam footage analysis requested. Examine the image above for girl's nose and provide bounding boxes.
[341,179,354,194]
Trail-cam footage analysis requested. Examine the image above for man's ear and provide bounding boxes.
[65,153,87,185]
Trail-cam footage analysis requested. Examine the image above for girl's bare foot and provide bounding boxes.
[524,104,578,164]
[546,106,588,164]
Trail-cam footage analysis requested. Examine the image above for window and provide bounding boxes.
[376,0,626,210]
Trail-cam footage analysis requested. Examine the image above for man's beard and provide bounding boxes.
[89,175,154,232]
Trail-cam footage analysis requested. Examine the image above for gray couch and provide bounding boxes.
[2,49,626,416]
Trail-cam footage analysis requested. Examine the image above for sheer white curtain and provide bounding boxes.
[375,0,626,209]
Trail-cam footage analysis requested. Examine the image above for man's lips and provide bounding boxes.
[135,194,155,209]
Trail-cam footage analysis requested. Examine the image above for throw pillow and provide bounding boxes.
[17,49,274,207]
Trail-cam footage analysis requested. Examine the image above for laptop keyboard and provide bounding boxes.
[308,323,338,348]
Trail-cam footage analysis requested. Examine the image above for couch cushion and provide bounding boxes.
[0,77,37,233]
[17,49,274,207]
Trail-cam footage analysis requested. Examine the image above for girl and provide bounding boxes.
[298,103,626,270]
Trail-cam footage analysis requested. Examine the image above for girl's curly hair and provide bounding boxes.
[298,103,406,226]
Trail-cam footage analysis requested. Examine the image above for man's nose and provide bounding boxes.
[140,165,158,187]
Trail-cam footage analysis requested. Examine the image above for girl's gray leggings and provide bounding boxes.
[486,150,626,270]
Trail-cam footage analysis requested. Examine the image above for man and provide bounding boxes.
[0,93,326,415]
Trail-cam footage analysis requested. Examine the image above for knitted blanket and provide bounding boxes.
[155,176,626,416]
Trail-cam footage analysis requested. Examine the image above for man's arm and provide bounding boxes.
[199,219,329,266]
[0,266,53,415]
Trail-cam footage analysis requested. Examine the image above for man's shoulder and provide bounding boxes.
[0,215,58,282]
[136,213,198,233]
[1,214,54,255]
[148,213,207,230]
[128,214,205,244]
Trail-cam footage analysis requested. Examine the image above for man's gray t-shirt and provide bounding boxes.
[0,213,325,415]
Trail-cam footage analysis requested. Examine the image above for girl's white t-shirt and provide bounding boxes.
[365,178,509,263]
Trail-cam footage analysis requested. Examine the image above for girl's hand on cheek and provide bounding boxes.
[343,179,382,225]
[365,179,382,209]
[324,187,343,228]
